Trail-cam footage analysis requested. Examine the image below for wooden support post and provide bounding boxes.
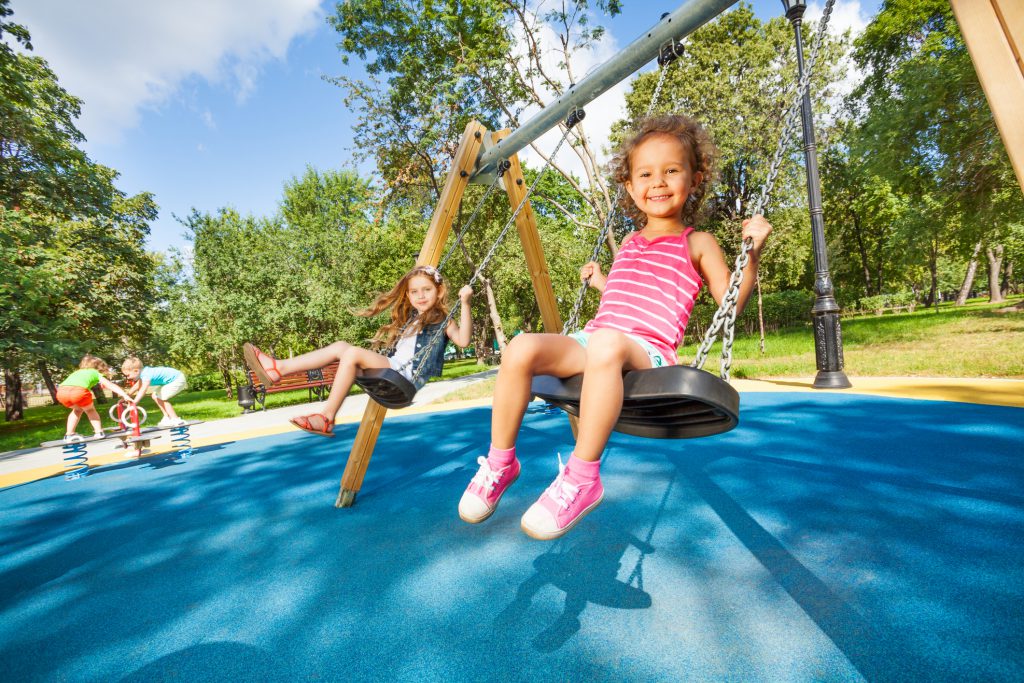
[494,130,564,334]
[335,120,487,508]
[951,0,1024,193]
[496,131,579,437]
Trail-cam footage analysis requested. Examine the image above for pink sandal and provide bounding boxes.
[289,413,335,438]
[243,342,282,386]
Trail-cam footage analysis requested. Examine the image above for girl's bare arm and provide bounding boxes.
[447,285,474,347]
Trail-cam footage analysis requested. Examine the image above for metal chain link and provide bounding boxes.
[437,171,504,272]
[563,58,674,333]
[694,0,835,379]
[403,118,580,385]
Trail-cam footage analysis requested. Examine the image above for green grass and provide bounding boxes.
[3,300,1021,453]
[0,358,489,454]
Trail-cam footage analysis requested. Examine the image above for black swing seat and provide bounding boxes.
[531,365,739,439]
[354,368,418,409]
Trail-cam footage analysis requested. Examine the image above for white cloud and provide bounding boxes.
[9,0,325,144]
[201,109,216,129]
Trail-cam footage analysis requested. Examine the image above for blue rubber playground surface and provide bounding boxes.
[2,392,1023,681]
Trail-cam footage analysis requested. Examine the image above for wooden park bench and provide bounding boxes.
[245,361,339,411]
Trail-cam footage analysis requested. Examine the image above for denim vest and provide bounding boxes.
[388,320,448,387]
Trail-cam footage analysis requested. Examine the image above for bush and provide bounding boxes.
[857,291,917,314]
[688,289,813,339]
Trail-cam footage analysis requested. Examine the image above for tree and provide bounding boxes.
[0,0,112,218]
[329,0,630,342]
[0,1,159,419]
[850,0,1024,304]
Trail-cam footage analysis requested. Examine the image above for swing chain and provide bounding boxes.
[563,54,675,334]
[406,113,581,385]
[437,162,509,273]
[696,0,835,377]
[691,238,752,378]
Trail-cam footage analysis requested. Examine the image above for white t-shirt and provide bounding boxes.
[388,333,417,380]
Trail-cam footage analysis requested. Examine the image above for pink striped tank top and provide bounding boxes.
[584,228,703,364]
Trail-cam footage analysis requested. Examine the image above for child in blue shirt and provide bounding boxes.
[121,357,188,427]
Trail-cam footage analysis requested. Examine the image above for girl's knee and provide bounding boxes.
[585,329,631,367]
[339,344,364,367]
[503,334,544,368]
[329,340,351,358]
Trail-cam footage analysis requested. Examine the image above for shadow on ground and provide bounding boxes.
[1,393,1022,681]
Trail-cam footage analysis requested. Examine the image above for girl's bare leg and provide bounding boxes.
[66,407,83,435]
[573,329,652,462]
[301,346,391,430]
[491,334,587,449]
[83,405,104,435]
[274,341,355,376]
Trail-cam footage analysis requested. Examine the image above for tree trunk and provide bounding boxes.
[852,212,874,295]
[1001,260,1013,297]
[38,361,58,402]
[482,277,508,351]
[926,242,939,307]
[956,240,983,305]
[986,245,1005,303]
[219,359,234,399]
[4,366,25,421]
[91,384,107,405]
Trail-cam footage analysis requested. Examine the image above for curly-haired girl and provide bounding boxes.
[244,265,473,437]
[56,354,133,441]
[459,113,772,540]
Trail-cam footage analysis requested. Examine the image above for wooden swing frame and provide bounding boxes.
[334,124,566,507]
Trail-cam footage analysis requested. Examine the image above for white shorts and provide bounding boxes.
[150,375,187,400]
[567,330,673,369]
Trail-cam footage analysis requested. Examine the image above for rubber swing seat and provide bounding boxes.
[354,368,418,409]
[531,365,739,439]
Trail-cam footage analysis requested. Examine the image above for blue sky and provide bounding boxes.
[9,1,870,255]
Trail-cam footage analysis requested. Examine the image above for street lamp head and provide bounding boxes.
[781,0,806,21]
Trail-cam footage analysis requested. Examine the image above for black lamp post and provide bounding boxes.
[782,0,851,389]
[237,384,256,413]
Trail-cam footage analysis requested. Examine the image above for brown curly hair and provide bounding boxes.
[359,265,451,350]
[609,113,717,228]
[79,354,113,377]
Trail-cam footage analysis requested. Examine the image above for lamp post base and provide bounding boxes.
[813,369,852,389]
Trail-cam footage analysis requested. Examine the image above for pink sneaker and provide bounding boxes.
[521,455,604,540]
[458,456,521,524]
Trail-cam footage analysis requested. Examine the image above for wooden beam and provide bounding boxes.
[494,130,564,334]
[336,120,487,508]
[951,0,1024,193]
[495,131,579,437]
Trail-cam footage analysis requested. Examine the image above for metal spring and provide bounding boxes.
[63,441,90,480]
[170,424,193,460]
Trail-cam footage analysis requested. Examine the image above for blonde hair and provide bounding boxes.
[121,357,144,374]
[360,265,450,350]
[608,113,717,228]
[79,354,112,377]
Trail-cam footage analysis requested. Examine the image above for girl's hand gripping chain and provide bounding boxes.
[459,285,473,304]
[741,214,772,254]
[579,261,607,292]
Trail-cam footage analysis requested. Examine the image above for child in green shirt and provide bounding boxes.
[56,355,133,440]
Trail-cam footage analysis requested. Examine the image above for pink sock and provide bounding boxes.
[565,453,601,484]
[487,444,516,468]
